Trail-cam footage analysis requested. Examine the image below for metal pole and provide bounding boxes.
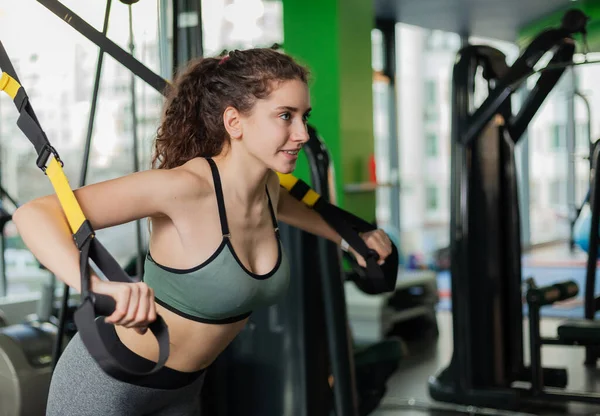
[127,3,145,278]
[567,69,577,251]
[528,302,543,395]
[517,87,531,250]
[173,0,204,76]
[378,19,400,234]
[584,142,600,366]
[305,136,359,416]
[157,0,171,79]
[571,90,592,252]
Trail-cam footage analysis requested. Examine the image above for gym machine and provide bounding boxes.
[0,277,69,416]
[523,120,600,400]
[428,8,600,409]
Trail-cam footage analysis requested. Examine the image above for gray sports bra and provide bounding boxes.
[143,158,290,324]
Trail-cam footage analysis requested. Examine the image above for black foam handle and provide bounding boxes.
[74,299,170,382]
[92,293,117,316]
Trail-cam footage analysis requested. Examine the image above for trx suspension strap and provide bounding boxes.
[36,0,398,295]
[0,41,170,381]
[37,0,171,96]
[278,173,399,294]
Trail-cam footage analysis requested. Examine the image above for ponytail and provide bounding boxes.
[152,58,224,169]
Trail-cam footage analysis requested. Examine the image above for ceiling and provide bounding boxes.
[374,0,580,42]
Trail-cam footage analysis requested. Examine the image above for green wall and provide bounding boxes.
[282,0,376,221]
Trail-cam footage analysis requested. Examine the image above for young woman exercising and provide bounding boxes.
[13,48,392,415]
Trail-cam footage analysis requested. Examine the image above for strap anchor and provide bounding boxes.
[36,143,63,173]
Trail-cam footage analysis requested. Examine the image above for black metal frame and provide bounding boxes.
[570,91,592,252]
[172,0,203,75]
[525,280,600,404]
[583,137,600,365]
[429,10,593,410]
[304,126,359,415]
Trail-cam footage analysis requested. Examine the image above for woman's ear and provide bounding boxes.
[223,106,242,140]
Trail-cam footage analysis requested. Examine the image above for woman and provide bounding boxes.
[13,48,392,415]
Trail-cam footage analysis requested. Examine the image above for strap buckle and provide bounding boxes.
[36,143,63,173]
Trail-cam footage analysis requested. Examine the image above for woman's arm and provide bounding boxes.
[12,167,203,332]
[269,172,392,266]
[12,167,199,291]
[275,183,343,245]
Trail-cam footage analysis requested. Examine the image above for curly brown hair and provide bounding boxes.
[151,48,310,170]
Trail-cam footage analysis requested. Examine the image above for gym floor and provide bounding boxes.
[371,311,600,415]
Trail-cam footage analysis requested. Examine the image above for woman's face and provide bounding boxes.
[239,79,311,173]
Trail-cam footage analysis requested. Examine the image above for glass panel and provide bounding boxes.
[0,0,164,298]
[371,29,384,72]
[425,132,438,157]
[527,72,571,244]
[425,185,439,211]
[396,23,462,259]
[574,54,600,242]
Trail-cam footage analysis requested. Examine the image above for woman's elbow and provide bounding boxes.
[13,201,36,230]
[12,199,49,231]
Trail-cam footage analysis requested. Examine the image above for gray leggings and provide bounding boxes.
[46,333,206,416]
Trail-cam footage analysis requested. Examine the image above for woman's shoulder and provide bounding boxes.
[152,158,214,201]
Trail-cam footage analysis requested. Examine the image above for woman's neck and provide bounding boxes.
[209,149,271,207]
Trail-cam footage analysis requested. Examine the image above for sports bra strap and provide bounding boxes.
[265,187,279,233]
[206,158,230,237]
[206,158,279,237]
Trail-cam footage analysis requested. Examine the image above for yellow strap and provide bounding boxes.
[301,188,320,207]
[276,173,298,190]
[46,158,87,233]
[0,73,88,234]
[276,172,321,208]
[0,72,21,100]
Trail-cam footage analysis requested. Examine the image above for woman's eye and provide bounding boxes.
[279,113,291,121]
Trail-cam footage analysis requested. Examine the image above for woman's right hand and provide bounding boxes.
[91,279,157,335]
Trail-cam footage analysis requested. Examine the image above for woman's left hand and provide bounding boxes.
[346,229,393,268]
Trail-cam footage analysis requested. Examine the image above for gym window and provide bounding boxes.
[550,124,565,150]
[425,133,438,157]
[576,123,589,149]
[549,179,565,206]
[426,185,439,212]
[424,80,437,106]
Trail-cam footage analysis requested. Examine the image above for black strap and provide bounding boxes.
[206,158,230,237]
[314,199,384,286]
[289,179,311,202]
[318,201,399,294]
[280,177,398,294]
[37,0,171,96]
[265,187,279,231]
[75,237,170,379]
